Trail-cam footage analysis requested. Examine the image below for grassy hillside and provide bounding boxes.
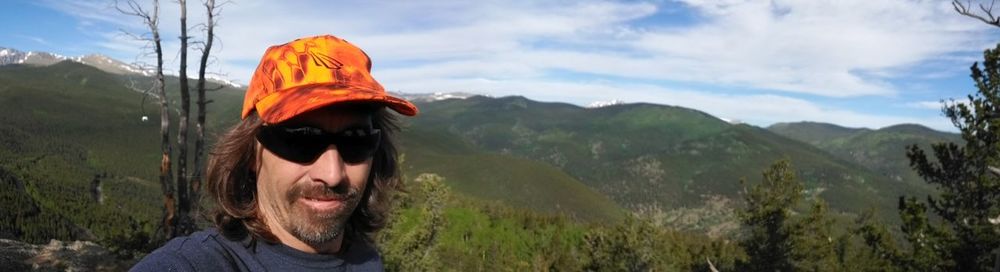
[768,122,960,187]
[377,174,743,271]
[768,121,868,145]
[399,125,623,222]
[410,96,934,227]
[0,61,243,251]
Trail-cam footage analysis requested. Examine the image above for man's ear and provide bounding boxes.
[252,140,264,175]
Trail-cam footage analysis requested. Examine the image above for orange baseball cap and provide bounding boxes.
[242,34,417,124]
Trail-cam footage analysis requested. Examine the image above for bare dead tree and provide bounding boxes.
[190,0,223,223]
[954,0,1000,27]
[115,0,175,239]
[174,0,197,237]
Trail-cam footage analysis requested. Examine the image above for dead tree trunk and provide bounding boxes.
[191,0,219,222]
[153,1,175,241]
[117,0,175,239]
[90,174,103,204]
[174,0,195,237]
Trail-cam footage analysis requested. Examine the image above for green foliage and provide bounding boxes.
[790,201,838,271]
[378,173,743,271]
[851,209,902,271]
[738,160,802,271]
[583,216,659,271]
[897,197,953,271]
[0,62,243,259]
[738,160,862,271]
[581,215,744,271]
[852,43,1000,272]
[896,43,1000,272]
[379,173,449,271]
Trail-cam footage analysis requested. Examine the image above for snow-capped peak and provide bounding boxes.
[205,74,242,88]
[718,117,743,124]
[76,54,153,76]
[0,48,71,66]
[161,69,242,88]
[587,99,626,108]
[394,91,475,102]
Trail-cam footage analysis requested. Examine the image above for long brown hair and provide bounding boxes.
[205,106,402,243]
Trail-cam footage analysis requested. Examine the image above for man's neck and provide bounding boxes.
[282,235,343,254]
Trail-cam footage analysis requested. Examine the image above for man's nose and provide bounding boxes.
[308,145,347,187]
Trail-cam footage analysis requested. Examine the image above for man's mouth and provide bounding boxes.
[304,194,346,201]
[299,196,345,211]
[290,185,360,212]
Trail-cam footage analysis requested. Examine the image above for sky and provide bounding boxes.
[2,0,1000,132]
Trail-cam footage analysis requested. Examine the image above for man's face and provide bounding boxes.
[255,107,374,247]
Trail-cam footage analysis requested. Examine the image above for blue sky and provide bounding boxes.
[3,0,999,132]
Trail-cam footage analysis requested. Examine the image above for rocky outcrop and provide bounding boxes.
[0,239,133,271]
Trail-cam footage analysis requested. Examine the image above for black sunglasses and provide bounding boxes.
[256,124,381,164]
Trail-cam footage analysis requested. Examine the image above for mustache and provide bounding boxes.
[287,182,361,202]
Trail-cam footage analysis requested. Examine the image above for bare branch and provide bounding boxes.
[989,166,1000,177]
[954,0,1000,27]
[114,0,146,18]
[706,257,720,272]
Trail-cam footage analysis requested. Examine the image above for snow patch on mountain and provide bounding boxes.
[161,69,242,88]
[395,92,476,102]
[587,99,626,108]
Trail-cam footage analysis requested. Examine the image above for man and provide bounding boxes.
[132,34,418,271]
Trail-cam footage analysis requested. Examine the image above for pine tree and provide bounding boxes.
[790,201,837,271]
[902,43,1000,271]
[896,197,953,270]
[738,160,801,271]
[379,173,449,272]
[851,208,903,271]
[583,216,657,271]
[737,160,848,271]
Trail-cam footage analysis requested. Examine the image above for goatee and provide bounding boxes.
[283,182,363,244]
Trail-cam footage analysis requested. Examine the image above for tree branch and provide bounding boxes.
[954,0,1000,27]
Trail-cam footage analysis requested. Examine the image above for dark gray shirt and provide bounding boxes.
[130,229,382,271]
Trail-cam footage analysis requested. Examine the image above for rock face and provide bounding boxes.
[0,239,133,271]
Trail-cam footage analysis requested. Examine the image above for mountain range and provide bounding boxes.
[768,121,959,186]
[0,52,961,242]
[0,47,242,88]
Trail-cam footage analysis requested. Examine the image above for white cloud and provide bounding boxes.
[640,0,992,97]
[42,1,993,92]
[38,0,136,29]
[905,101,946,110]
[42,0,661,82]
[16,35,50,46]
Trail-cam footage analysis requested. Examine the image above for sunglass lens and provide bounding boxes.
[257,126,327,163]
[336,130,381,164]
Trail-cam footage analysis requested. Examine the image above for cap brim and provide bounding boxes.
[255,83,418,124]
